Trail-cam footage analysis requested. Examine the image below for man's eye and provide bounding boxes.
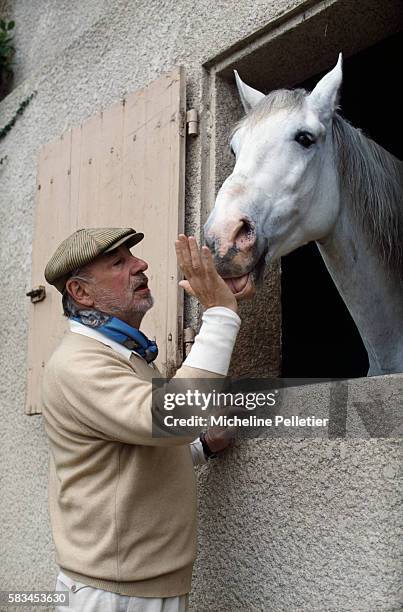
[113,259,122,266]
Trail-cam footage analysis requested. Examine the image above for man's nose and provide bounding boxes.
[129,255,148,273]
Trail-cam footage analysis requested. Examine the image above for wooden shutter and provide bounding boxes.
[26,67,186,415]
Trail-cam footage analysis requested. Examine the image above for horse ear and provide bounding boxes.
[234,70,265,113]
[308,53,343,121]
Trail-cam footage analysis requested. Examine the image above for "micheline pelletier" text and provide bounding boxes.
[164,415,329,428]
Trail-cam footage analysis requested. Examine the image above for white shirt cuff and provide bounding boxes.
[183,306,241,375]
[190,438,207,466]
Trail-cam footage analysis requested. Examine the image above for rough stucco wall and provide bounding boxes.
[193,438,402,611]
[192,376,403,611]
[0,0,111,90]
[0,1,402,611]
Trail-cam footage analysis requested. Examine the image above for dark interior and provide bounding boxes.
[281,31,402,378]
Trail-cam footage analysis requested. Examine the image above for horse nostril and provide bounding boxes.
[241,218,253,236]
[233,218,255,249]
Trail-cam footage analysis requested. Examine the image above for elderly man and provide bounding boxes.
[42,227,243,612]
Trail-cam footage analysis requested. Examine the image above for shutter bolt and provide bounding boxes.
[26,285,46,303]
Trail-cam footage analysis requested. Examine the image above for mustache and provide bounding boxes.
[131,273,149,290]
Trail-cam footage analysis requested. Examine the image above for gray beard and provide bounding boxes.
[92,287,154,327]
[66,291,154,329]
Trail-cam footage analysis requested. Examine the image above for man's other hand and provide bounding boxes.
[205,426,236,454]
[175,235,238,313]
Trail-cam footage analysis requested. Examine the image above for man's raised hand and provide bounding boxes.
[175,235,238,313]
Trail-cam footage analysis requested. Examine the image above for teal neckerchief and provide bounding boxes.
[71,314,158,363]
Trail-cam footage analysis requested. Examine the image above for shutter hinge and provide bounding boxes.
[183,327,196,356]
[186,109,199,136]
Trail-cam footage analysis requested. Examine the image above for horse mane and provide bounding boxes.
[238,88,403,277]
[333,115,403,277]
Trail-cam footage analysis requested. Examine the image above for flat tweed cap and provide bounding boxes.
[45,227,144,293]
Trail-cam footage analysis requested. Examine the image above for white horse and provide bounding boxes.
[204,55,403,376]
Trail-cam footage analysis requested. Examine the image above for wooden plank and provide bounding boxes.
[140,81,171,366]
[166,67,186,373]
[121,67,186,375]
[76,112,102,229]
[26,132,72,414]
[93,101,125,225]
[70,125,82,229]
[121,83,147,259]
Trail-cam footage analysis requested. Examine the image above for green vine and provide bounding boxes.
[0,90,37,140]
[0,19,15,79]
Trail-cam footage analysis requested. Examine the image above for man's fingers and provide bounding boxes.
[207,425,236,440]
[201,245,219,276]
[176,234,192,273]
[177,235,206,276]
[179,280,196,297]
[188,236,202,271]
[175,239,185,268]
[175,234,237,313]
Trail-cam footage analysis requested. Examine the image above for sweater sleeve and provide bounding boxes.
[44,307,241,447]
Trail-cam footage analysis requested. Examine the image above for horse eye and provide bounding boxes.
[295,131,316,148]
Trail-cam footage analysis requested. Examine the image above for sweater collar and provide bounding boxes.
[69,319,157,366]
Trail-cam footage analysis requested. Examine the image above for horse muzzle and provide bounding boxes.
[204,220,266,298]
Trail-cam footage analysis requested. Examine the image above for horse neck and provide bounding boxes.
[316,128,403,376]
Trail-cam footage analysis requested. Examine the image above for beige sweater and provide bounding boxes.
[42,331,214,597]
[42,306,241,597]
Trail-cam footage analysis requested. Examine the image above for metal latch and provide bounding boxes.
[184,327,196,356]
[26,285,46,303]
[186,109,199,136]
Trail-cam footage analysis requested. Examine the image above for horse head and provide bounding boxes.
[204,55,343,298]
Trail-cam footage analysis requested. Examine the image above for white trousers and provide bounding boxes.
[55,571,189,612]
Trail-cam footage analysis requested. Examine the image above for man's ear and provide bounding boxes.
[65,278,94,308]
